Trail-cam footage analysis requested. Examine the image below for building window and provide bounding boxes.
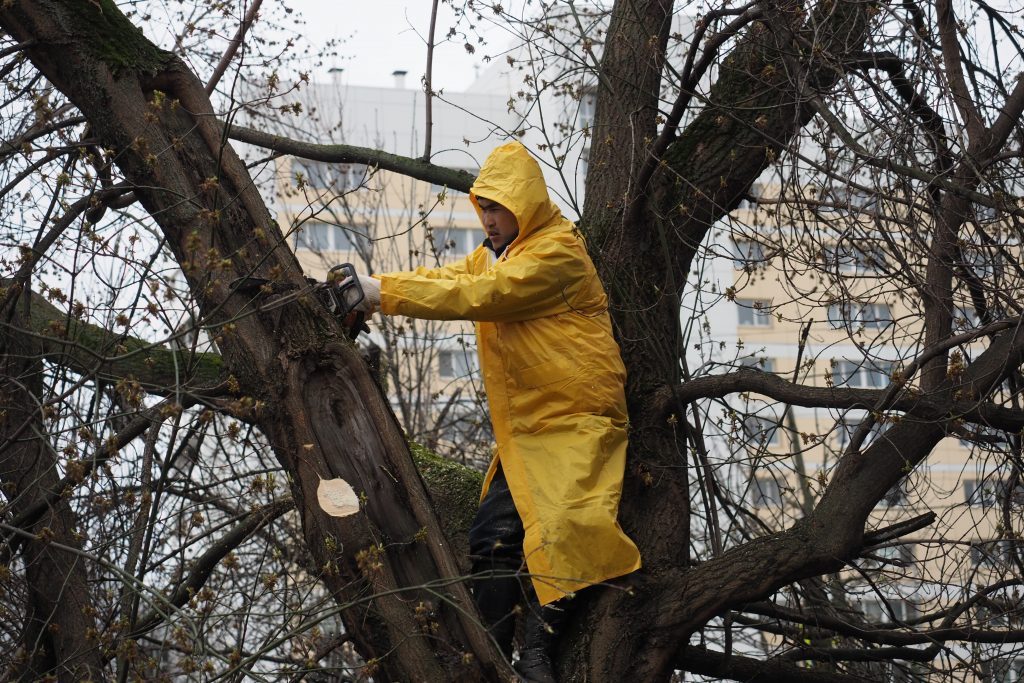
[970,540,1024,567]
[989,658,1024,683]
[832,360,892,389]
[293,160,367,191]
[828,302,893,329]
[954,305,981,330]
[823,244,887,273]
[879,482,908,507]
[434,400,493,448]
[825,187,878,215]
[859,597,910,624]
[976,603,1012,628]
[431,227,480,257]
[885,661,930,683]
[957,425,1007,449]
[732,239,766,268]
[965,478,998,507]
[743,415,780,447]
[736,299,772,327]
[438,349,479,379]
[836,418,885,449]
[864,542,915,567]
[578,86,597,130]
[752,476,782,506]
[973,202,998,223]
[293,222,369,253]
[738,356,775,373]
[960,244,1001,279]
[964,478,1024,507]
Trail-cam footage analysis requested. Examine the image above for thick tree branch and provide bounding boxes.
[1,283,224,390]
[936,0,985,141]
[650,367,1024,432]
[778,645,935,663]
[742,600,1024,647]
[1,296,104,679]
[677,645,874,682]
[0,113,86,165]
[227,124,476,191]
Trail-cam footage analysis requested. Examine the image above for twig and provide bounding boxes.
[206,0,263,95]
[423,0,439,160]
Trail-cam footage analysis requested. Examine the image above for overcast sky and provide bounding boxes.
[261,1,1021,92]
[294,1,513,91]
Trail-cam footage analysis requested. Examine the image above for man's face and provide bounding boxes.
[477,197,519,251]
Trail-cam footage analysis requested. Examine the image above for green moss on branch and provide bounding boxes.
[66,0,169,73]
[410,442,483,572]
[10,287,223,391]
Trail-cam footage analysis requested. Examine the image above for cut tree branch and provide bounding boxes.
[226,124,476,191]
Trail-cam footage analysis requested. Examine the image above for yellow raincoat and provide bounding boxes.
[379,142,641,605]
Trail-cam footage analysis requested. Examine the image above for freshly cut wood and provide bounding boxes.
[317,477,360,517]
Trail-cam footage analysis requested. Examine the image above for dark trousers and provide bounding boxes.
[468,464,527,657]
[469,464,568,674]
[469,464,525,565]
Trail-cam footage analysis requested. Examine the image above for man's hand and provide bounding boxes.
[346,273,381,314]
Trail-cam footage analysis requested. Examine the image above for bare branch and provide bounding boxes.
[129,498,293,638]
[226,124,475,191]
[205,0,263,95]
[651,367,1024,433]
[423,0,438,160]
[1,283,223,390]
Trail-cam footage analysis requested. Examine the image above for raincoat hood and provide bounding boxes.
[470,142,561,245]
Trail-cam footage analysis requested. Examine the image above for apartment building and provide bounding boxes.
[693,180,1022,681]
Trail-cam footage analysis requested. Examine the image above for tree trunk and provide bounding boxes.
[572,1,876,680]
[0,291,105,681]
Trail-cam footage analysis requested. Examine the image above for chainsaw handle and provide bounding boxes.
[319,263,365,320]
[342,310,370,339]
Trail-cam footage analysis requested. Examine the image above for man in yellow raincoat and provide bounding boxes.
[351,142,641,681]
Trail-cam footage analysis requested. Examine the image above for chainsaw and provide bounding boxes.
[317,263,371,339]
[229,263,371,340]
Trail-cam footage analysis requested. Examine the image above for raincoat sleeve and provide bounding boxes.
[379,239,591,323]
[375,254,471,282]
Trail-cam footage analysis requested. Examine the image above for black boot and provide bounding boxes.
[514,603,566,683]
[472,559,522,659]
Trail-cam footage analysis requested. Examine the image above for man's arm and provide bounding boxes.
[395,253,474,281]
[379,239,594,323]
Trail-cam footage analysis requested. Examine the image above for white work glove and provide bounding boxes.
[351,274,381,314]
